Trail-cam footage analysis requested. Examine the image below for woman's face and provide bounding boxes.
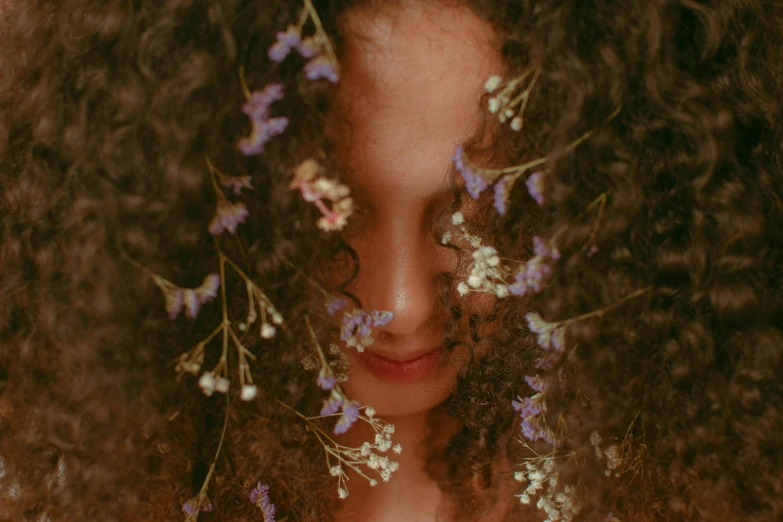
[331,3,503,416]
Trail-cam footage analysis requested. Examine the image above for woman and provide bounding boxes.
[1,0,781,521]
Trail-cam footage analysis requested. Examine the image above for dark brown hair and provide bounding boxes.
[1,0,781,521]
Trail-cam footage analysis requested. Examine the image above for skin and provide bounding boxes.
[328,3,504,521]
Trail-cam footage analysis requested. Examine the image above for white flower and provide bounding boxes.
[496,285,509,298]
[329,465,342,477]
[271,312,283,324]
[514,471,525,482]
[240,384,258,401]
[392,444,403,454]
[360,442,372,457]
[365,406,375,418]
[380,468,392,482]
[214,376,230,393]
[367,454,380,470]
[451,212,465,226]
[338,487,348,499]
[510,116,523,131]
[387,461,399,472]
[467,275,482,288]
[198,372,216,396]
[518,493,531,504]
[261,323,276,339]
[589,431,602,447]
[484,75,503,93]
[383,424,395,434]
[377,438,392,452]
[457,282,470,296]
[488,97,501,113]
[441,231,452,245]
[369,479,378,487]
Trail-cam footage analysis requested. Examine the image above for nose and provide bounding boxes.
[348,217,448,338]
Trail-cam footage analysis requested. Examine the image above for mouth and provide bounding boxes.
[355,346,444,384]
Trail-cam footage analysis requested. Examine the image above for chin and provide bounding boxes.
[340,347,468,417]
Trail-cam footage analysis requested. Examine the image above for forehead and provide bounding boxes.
[333,3,503,204]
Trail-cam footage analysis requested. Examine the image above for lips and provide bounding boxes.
[355,346,444,383]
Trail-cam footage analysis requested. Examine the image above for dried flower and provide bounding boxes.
[268,25,301,62]
[452,146,487,199]
[237,84,289,156]
[304,56,340,83]
[334,399,360,435]
[249,483,276,522]
[208,200,249,236]
[526,171,545,205]
[290,159,354,231]
[484,75,503,93]
[182,492,213,515]
[317,367,337,390]
[219,175,253,195]
[339,308,394,352]
[493,176,509,214]
[240,384,258,401]
[326,296,350,316]
[320,388,344,416]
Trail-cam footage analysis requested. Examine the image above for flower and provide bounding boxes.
[320,388,344,415]
[526,171,545,205]
[238,84,289,156]
[365,406,376,418]
[326,296,350,316]
[161,273,221,320]
[240,384,258,401]
[493,176,509,214]
[198,372,216,396]
[452,146,487,199]
[524,375,547,393]
[338,487,349,499]
[510,116,523,131]
[297,37,320,58]
[317,367,337,390]
[208,200,249,236]
[484,75,503,93]
[290,159,354,231]
[249,482,276,522]
[334,399,360,434]
[182,493,213,515]
[338,308,394,352]
[220,175,253,195]
[268,25,301,62]
[260,323,276,339]
[451,211,465,225]
[304,56,340,83]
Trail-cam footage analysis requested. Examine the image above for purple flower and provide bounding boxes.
[526,171,545,205]
[533,236,561,260]
[208,200,249,235]
[268,25,301,62]
[524,375,546,393]
[452,146,487,199]
[182,494,213,515]
[238,116,290,156]
[493,177,509,214]
[196,273,220,303]
[304,56,339,83]
[326,296,350,316]
[334,399,360,435]
[242,84,285,120]
[320,389,343,415]
[317,368,337,390]
[165,288,184,319]
[249,482,276,522]
[238,84,288,156]
[512,393,546,418]
[183,289,200,319]
[220,175,253,195]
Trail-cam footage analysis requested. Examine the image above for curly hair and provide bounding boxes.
[1,0,781,521]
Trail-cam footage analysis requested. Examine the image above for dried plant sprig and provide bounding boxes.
[590,411,646,481]
[290,159,355,231]
[484,67,540,131]
[248,483,277,522]
[447,212,560,300]
[272,316,402,499]
[513,439,581,522]
[455,95,620,214]
[182,395,229,521]
[267,0,340,83]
